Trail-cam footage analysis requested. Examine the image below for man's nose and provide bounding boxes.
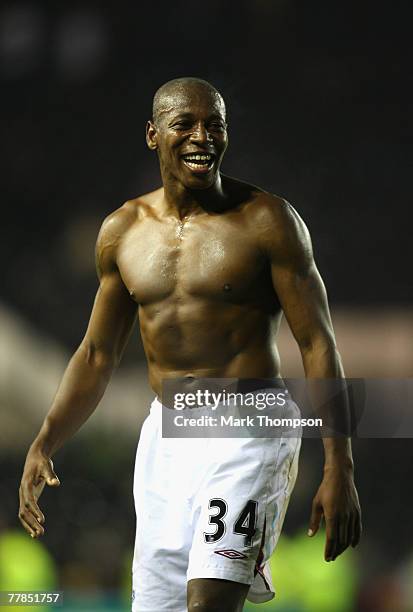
[190,122,211,144]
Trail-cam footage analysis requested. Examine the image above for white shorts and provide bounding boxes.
[131,396,301,612]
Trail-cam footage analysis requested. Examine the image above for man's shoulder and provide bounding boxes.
[225,175,294,227]
[227,178,310,257]
[95,189,162,270]
[250,190,290,221]
[98,189,162,246]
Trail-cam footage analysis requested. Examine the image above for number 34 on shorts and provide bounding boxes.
[204,498,259,548]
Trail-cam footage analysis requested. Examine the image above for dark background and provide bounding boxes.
[1,2,412,611]
[2,0,412,350]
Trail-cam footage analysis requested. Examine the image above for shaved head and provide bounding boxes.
[146,76,228,191]
[152,77,226,124]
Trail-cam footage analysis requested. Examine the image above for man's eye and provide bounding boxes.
[173,122,191,129]
[209,123,225,130]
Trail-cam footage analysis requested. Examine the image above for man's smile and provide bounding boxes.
[181,152,216,174]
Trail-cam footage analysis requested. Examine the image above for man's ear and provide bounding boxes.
[146,120,158,150]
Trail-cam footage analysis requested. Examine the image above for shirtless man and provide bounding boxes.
[19,77,361,612]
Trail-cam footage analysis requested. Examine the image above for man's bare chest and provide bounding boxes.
[117,216,268,305]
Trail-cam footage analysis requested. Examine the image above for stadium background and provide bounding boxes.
[1,1,412,610]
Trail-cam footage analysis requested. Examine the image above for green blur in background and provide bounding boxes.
[0,527,356,611]
[245,531,357,611]
[0,531,57,612]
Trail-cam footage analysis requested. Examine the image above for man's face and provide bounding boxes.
[146,86,228,190]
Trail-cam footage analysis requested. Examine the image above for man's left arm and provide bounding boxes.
[260,196,362,562]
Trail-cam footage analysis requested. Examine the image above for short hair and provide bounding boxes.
[152,77,226,124]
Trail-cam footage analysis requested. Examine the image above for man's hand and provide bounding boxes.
[18,447,60,539]
[307,465,362,561]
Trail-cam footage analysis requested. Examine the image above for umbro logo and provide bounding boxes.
[214,549,247,559]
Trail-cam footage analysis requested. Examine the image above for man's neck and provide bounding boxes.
[161,173,227,220]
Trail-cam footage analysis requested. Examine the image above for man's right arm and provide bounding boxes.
[18,205,138,538]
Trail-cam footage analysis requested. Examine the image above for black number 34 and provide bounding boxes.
[204,498,258,547]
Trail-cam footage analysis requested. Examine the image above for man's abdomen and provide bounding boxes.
[139,298,282,395]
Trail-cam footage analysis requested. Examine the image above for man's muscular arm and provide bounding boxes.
[258,195,362,562]
[19,204,137,539]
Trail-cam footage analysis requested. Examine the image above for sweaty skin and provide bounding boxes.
[118,182,283,394]
[19,79,361,610]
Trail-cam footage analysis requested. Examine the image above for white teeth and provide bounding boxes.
[186,161,209,169]
[184,154,212,161]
